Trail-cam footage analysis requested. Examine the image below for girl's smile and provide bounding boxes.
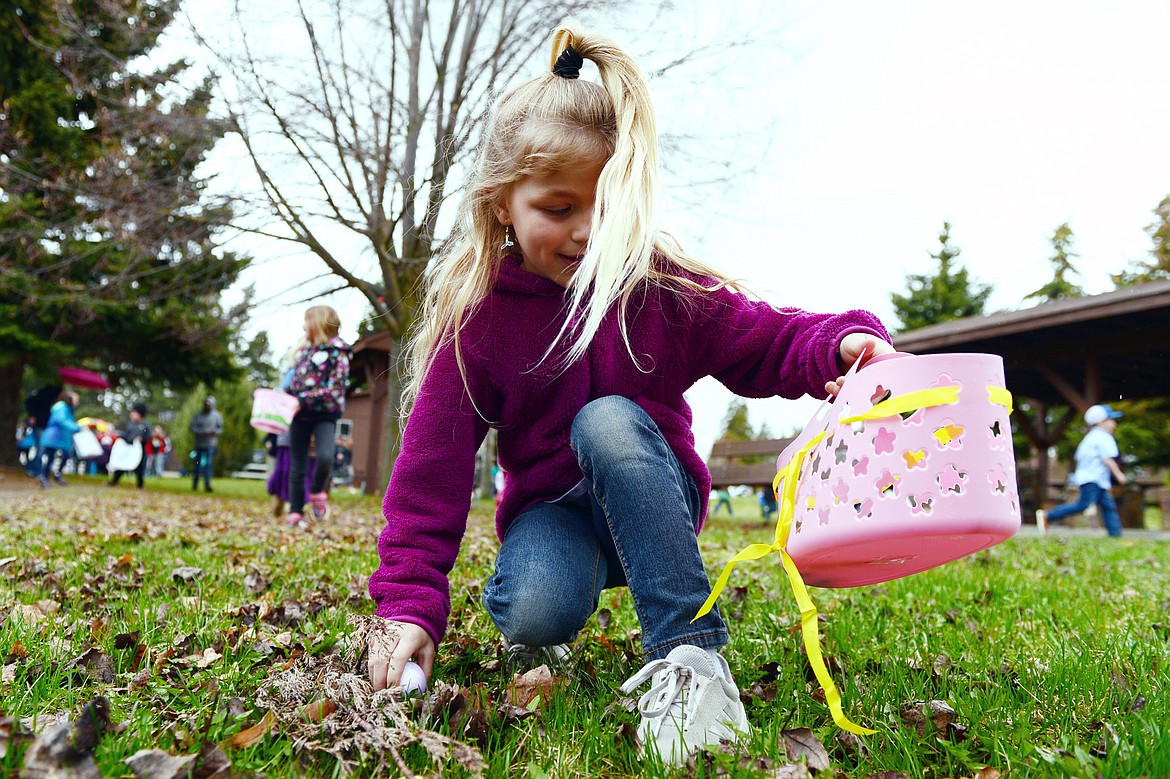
[494,158,606,286]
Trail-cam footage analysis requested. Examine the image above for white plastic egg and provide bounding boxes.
[400,660,427,696]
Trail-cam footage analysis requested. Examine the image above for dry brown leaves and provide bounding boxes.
[245,613,486,776]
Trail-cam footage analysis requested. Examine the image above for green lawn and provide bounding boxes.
[1,486,1167,777]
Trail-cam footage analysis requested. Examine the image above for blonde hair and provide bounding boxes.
[303,305,341,347]
[403,21,734,412]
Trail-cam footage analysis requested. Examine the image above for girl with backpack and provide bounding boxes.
[285,305,352,525]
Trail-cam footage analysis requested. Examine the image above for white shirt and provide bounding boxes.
[1072,427,1119,489]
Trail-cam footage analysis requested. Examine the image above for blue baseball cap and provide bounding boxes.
[1084,404,1123,425]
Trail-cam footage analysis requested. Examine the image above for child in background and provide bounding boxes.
[38,391,80,487]
[109,403,150,489]
[1039,404,1128,537]
[265,431,314,518]
[146,425,171,477]
[285,305,352,525]
[364,22,892,764]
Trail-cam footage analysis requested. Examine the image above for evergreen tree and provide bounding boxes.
[890,222,992,333]
[1112,196,1170,286]
[0,0,246,466]
[1025,223,1084,303]
[718,399,755,442]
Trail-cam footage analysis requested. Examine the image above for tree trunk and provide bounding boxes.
[375,341,405,496]
[0,358,27,469]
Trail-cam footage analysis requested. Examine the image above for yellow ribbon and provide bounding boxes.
[696,383,1014,736]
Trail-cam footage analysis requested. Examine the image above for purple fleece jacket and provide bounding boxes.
[370,254,889,646]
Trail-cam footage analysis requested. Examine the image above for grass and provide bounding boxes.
[1,483,1167,777]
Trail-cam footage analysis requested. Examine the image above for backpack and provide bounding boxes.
[288,340,351,415]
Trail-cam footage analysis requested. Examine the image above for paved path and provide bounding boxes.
[1014,524,1170,541]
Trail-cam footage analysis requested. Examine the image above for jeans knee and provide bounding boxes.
[571,396,652,459]
[483,576,589,647]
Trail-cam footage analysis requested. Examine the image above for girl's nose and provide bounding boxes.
[570,212,591,243]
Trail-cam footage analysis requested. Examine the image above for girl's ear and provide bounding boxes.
[491,192,512,226]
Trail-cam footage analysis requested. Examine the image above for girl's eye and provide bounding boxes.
[543,206,571,217]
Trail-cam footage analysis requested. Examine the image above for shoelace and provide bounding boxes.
[620,659,693,729]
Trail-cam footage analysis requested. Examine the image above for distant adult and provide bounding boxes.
[23,384,61,477]
[38,390,80,488]
[1040,404,1127,537]
[189,396,224,492]
[758,487,778,520]
[285,305,351,525]
[109,404,150,489]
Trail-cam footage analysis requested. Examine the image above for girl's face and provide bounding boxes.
[494,157,605,287]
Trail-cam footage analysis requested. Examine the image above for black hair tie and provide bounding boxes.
[553,44,583,79]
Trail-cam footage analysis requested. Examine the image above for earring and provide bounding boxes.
[500,226,515,253]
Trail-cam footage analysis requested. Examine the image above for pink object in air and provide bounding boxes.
[250,388,301,434]
[780,352,1019,588]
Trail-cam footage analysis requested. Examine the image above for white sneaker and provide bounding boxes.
[502,639,571,672]
[619,645,750,764]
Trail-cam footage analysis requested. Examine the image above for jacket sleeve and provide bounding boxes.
[682,282,890,400]
[51,404,80,435]
[368,340,493,647]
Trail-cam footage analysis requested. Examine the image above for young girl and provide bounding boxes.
[285,305,352,526]
[264,430,314,518]
[366,23,892,764]
[38,390,80,487]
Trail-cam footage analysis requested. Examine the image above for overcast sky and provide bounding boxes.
[177,1,1170,460]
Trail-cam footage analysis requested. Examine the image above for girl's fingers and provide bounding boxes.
[368,655,391,691]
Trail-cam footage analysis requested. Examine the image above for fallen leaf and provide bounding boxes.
[193,742,232,779]
[300,698,337,722]
[496,702,538,725]
[194,648,222,669]
[835,729,869,759]
[113,631,141,650]
[124,749,196,779]
[171,566,205,583]
[769,764,811,778]
[243,570,268,594]
[507,665,558,708]
[780,727,830,770]
[899,699,957,737]
[597,608,612,631]
[65,648,117,684]
[227,711,277,749]
[21,698,108,779]
[0,716,33,759]
[969,768,1001,779]
[9,604,46,626]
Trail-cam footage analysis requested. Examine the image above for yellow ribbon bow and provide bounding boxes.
[695,383,1013,736]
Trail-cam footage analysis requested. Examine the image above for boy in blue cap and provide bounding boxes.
[1039,404,1127,537]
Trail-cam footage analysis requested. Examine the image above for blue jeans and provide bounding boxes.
[192,446,216,490]
[482,396,728,661]
[1047,482,1122,537]
[39,447,66,479]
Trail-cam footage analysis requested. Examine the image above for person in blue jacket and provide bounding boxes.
[38,390,80,487]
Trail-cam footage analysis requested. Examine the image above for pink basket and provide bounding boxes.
[250,388,300,434]
[781,352,1020,587]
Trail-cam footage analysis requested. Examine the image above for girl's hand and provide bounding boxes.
[367,620,436,691]
[824,334,895,397]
